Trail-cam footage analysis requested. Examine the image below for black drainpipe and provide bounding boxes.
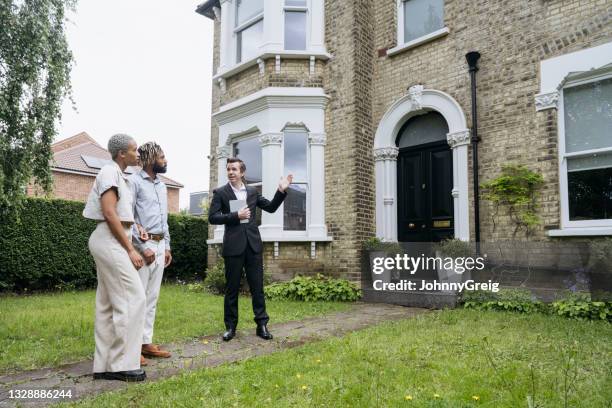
[466,51,481,253]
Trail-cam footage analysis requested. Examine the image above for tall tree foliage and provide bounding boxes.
[0,0,74,215]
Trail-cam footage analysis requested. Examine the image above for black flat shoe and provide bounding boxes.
[256,324,273,340]
[222,328,236,342]
[93,369,146,382]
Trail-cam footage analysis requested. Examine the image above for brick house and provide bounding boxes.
[27,132,183,212]
[196,1,611,284]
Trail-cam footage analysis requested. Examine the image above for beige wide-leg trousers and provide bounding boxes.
[89,222,145,373]
[137,240,166,344]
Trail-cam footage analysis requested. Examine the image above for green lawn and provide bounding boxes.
[0,285,350,373]
[69,309,611,408]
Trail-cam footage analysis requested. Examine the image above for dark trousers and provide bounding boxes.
[223,244,269,329]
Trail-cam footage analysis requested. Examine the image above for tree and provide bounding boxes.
[0,0,75,215]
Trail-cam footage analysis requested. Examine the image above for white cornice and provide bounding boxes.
[212,50,331,81]
[213,87,330,125]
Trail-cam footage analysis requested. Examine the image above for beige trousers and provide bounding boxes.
[89,222,145,373]
[137,240,166,344]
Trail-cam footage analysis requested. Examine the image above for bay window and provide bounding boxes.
[283,129,308,230]
[284,0,307,51]
[235,0,264,63]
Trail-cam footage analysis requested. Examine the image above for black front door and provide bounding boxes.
[397,141,454,242]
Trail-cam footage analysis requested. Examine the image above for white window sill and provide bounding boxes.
[387,27,450,57]
[206,235,333,245]
[548,227,612,237]
[213,50,331,81]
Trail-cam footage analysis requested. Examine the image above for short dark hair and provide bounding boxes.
[226,157,246,173]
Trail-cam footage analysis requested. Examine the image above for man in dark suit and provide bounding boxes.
[208,157,293,341]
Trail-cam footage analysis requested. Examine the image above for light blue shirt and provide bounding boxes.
[129,170,170,252]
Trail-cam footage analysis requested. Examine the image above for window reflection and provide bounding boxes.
[403,0,444,43]
[284,184,307,231]
[233,138,262,184]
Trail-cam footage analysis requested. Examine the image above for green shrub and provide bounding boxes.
[435,238,473,258]
[461,289,612,321]
[0,198,207,292]
[551,293,612,321]
[461,288,545,314]
[264,274,361,302]
[165,213,209,282]
[363,237,403,254]
[200,258,272,295]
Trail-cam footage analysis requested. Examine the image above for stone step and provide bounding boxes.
[361,287,458,309]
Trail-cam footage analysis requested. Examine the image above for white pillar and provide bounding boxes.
[447,130,471,241]
[219,0,233,71]
[259,133,283,238]
[374,147,399,241]
[262,0,283,51]
[308,133,327,238]
[309,0,326,54]
[214,144,232,241]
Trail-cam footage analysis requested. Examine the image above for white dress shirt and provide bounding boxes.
[230,182,247,201]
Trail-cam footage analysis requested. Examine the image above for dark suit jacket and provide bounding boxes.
[208,183,287,256]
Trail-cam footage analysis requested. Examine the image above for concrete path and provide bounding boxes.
[0,303,427,407]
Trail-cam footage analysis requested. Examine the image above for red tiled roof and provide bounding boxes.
[51,133,184,188]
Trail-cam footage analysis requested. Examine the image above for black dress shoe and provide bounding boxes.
[222,328,236,342]
[256,324,273,340]
[93,369,146,382]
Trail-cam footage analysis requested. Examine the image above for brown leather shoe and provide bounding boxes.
[140,354,149,366]
[141,344,171,358]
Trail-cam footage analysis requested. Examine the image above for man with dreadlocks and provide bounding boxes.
[129,141,173,365]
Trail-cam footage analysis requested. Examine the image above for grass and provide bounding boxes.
[0,284,350,373]
[68,309,611,408]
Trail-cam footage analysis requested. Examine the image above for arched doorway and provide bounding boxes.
[396,111,453,242]
[373,85,471,242]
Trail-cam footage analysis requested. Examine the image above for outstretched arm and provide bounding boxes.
[208,190,241,225]
[257,174,293,213]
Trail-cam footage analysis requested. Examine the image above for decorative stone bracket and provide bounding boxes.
[535,91,559,111]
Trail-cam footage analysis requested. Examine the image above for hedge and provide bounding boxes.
[0,198,207,292]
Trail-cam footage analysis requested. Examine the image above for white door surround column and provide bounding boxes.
[373,86,471,242]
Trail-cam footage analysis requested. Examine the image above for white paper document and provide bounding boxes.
[230,199,249,223]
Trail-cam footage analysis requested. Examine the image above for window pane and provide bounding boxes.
[286,0,307,6]
[397,111,449,148]
[284,184,307,231]
[233,138,262,184]
[285,11,307,50]
[236,0,263,26]
[237,19,263,63]
[403,0,444,43]
[564,77,612,153]
[284,132,307,181]
[568,165,612,221]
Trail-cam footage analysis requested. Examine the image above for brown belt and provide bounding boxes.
[148,233,164,241]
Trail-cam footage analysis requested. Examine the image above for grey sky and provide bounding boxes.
[59,0,214,209]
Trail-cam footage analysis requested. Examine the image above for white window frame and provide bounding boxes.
[215,0,329,81]
[234,1,264,64]
[557,70,612,230]
[283,1,309,51]
[281,127,310,236]
[388,0,449,57]
[231,131,263,188]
